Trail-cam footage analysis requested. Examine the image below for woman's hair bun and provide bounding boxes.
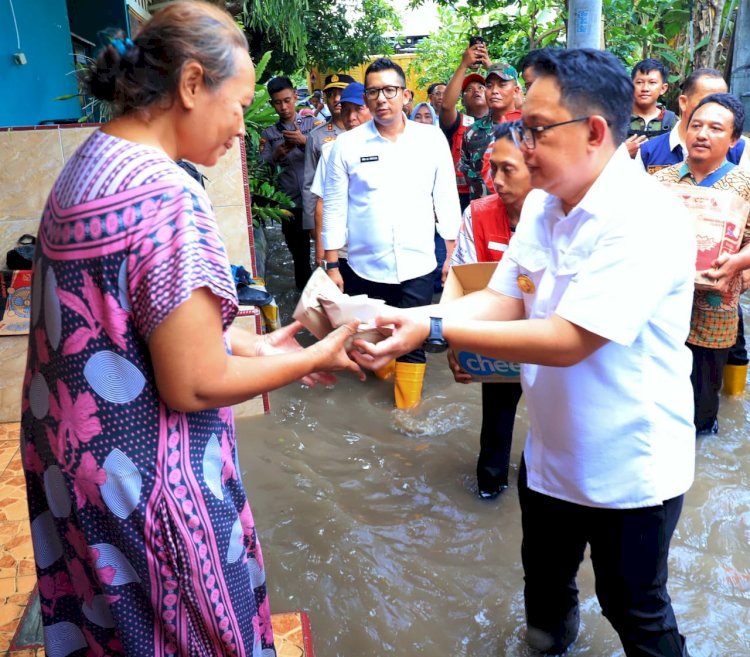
[83,3,248,117]
[86,41,124,102]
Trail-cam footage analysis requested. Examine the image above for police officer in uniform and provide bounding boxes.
[259,76,325,290]
[302,73,356,236]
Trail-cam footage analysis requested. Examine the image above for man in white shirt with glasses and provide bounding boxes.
[353,48,694,657]
[322,57,461,409]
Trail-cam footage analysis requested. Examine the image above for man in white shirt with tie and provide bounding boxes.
[322,57,461,409]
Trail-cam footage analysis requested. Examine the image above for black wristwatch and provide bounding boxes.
[319,259,339,271]
[423,316,448,353]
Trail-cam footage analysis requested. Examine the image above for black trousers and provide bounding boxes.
[727,304,748,365]
[281,207,311,290]
[341,264,433,364]
[519,459,688,656]
[687,343,729,433]
[477,381,522,490]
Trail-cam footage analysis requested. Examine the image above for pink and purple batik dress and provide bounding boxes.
[20,130,275,657]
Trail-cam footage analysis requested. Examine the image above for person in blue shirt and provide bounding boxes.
[637,68,748,174]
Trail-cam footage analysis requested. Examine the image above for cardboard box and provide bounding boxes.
[441,262,521,383]
[664,183,750,289]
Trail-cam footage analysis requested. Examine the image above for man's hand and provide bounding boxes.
[273,141,293,161]
[441,257,450,284]
[351,308,431,371]
[282,124,307,147]
[326,267,344,292]
[702,252,743,294]
[625,134,647,158]
[462,42,489,70]
[447,349,472,383]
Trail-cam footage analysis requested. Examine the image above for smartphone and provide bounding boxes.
[469,36,485,47]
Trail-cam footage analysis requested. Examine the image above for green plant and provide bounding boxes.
[55,58,113,123]
[247,161,295,227]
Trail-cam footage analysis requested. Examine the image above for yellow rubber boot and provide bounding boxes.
[723,363,748,396]
[394,362,426,409]
[374,359,396,381]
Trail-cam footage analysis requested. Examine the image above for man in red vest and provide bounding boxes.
[450,121,532,498]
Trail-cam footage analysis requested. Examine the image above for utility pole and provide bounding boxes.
[729,0,750,132]
[566,0,603,49]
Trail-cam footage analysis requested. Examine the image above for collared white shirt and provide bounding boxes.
[312,141,348,259]
[489,146,696,509]
[322,118,461,283]
[310,140,335,198]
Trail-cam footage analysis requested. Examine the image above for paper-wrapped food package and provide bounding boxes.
[664,183,750,289]
[292,268,392,345]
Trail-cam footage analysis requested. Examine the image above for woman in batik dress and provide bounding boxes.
[20,3,362,656]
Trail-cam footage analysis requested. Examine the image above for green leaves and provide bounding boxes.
[239,0,398,73]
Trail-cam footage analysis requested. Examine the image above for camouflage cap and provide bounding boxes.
[485,62,518,82]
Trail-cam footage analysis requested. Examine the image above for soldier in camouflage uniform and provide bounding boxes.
[459,62,522,200]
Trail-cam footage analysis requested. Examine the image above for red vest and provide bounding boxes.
[451,113,473,195]
[469,194,513,263]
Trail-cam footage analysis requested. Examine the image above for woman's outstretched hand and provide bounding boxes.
[257,320,365,386]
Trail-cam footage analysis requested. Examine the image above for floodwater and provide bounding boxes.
[237,223,750,657]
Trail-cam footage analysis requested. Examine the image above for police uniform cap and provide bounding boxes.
[323,73,357,91]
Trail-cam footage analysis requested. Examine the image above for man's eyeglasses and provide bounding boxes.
[364,86,405,100]
[511,116,591,149]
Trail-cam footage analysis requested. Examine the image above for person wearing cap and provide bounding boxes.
[259,76,326,290]
[440,42,491,211]
[310,81,372,282]
[460,61,523,200]
[302,73,356,237]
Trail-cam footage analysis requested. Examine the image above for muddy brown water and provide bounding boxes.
[236,223,750,657]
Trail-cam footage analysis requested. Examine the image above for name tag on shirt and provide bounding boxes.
[488,241,508,252]
[360,156,379,163]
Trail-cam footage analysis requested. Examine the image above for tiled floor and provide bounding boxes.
[0,422,313,657]
[0,422,41,657]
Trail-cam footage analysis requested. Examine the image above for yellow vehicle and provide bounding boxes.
[309,53,428,104]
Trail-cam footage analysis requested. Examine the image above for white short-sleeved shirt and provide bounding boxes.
[489,146,696,509]
[311,142,348,259]
[322,118,461,284]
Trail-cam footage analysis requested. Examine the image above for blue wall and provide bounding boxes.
[0,0,82,127]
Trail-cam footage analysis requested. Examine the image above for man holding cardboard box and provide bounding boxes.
[655,92,750,435]
[353,48,695,656]
[448,121,532,499]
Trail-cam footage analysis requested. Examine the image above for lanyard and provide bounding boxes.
[695,160,736,188]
